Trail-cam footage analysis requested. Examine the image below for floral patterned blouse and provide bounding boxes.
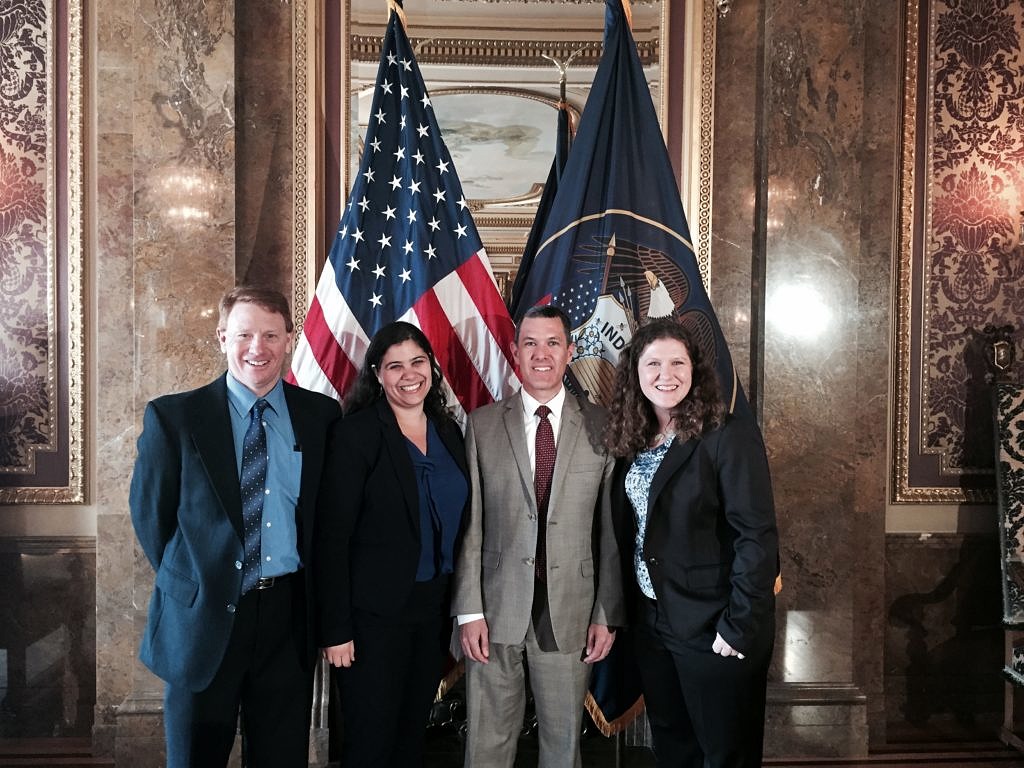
[624,433,676,599]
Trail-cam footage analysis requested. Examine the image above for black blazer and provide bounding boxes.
[130,374,342,691]
[315,399,469,647]
[611,413,778,655]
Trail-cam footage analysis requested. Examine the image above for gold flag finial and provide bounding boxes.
[387,0,408,32]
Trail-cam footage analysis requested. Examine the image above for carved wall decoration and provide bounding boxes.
[0,0,85,503]
[894,0,1024,503]
[995,383,1024,626]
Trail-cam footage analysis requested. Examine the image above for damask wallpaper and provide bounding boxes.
[1,1,53,475]
[895,0,1024,502]
[0,0,84,503]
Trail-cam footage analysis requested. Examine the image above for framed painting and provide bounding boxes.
[0,0,85,503]
[892,0,1024,503]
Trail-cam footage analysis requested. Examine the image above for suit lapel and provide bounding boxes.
[548,396,582,513]
[647,436,699,514]
[502,393,536,512]
[189,375,244,539]
[376,400,421,532]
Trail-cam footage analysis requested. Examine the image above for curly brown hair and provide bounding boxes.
[603,319,725,457]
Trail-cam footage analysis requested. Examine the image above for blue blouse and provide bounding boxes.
[406,420,468,581]
[624,434,676,599]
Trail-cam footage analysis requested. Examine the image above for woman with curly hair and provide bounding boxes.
[315,321,468,766]
[604,318,778,768]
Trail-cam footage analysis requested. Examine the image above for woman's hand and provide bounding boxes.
[322,641,356,667]
[712,632,745,659]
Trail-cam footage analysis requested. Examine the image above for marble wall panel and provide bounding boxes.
[710,0,758,397]
[236,1,294,298]
[130,0,236,402]
[93,10,137,755]
[0,542,95,738]
[94,516,135,754]
[95,0,132,70]
[93,0,238,759]
[885,533,1004,743]
[711,0,896,751]
[852,0,900,742]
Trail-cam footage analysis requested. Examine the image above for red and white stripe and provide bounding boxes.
[289,249,519,419]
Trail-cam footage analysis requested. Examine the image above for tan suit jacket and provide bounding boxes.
[452,390,625,651]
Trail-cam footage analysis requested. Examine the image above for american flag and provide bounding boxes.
[289,8,518,417]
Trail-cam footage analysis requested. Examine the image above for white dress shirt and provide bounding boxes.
[518,386,566,475]
[457,385,567,626]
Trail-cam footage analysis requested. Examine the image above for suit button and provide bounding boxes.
[234,561,242,570]
[648,557,658,566]
[226,604,236,613]
[524,557,535,566]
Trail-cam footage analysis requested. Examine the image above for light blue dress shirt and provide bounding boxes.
[226,375,302,578]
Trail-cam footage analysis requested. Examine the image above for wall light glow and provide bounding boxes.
[767,282,832,341]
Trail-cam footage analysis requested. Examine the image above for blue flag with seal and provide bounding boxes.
[513,0,751,735]
[508,98,572,316]
[514,0,748,423]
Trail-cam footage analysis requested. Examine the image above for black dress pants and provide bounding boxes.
[163,573,312,768]
[337,575,450,768]
[634,597,773,768]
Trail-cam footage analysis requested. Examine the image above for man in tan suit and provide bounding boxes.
[453,304,625,768]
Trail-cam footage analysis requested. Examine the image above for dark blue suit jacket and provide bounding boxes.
[130,374,342,692]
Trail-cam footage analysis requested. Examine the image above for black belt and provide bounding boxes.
[254,572,295,590]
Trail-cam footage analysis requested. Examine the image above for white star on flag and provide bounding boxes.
[288,6,518,420]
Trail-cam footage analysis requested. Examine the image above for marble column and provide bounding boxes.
[711,0,898,754]
[94,0,236,764]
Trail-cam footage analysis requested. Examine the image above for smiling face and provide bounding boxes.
[376,338,433,413]
[637,336,693,428]
[512,315,575,403]
[217,301,293,397]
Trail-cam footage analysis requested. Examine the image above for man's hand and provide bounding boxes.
[460,618,490,663]
[322,641,356,668]
[582,623,615,664]
[712,632,745,659]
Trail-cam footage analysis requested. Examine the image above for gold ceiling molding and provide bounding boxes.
[349,35,657,67]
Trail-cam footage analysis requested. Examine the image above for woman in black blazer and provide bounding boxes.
[603,319,778,768]
[316,321,469,767]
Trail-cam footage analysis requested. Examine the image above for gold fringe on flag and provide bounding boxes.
[622,0,633,30]
[387,0,408,32]
[434,658,465,702]
[584,690,646,737]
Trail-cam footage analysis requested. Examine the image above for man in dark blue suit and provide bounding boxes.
[130,286,342,768]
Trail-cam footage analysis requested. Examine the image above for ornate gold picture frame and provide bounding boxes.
[892,0,1024,503]
[291,0,719,330]
[0,0,85,504]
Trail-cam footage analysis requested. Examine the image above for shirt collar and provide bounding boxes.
[226,373,286,419]
[520,385,566,419]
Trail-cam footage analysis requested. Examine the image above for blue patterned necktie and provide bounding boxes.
[240,398,269,594]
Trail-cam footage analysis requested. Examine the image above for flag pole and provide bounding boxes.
[541,46,586,108]
[386,0,407,32]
